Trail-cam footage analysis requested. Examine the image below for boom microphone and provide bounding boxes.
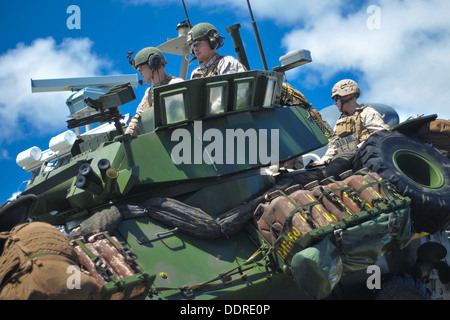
[139,80,149,86]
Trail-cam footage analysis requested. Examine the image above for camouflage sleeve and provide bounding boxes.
[124,87,151,136]
[125,114,141,136]
[356,106,389,147]
[320,132,338,163]
[361,106,389,133]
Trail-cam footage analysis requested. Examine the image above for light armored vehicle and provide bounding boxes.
[1,17,449,300]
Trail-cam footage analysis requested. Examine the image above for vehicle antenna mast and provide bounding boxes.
[181,0,193,28]
[246,0,268,70]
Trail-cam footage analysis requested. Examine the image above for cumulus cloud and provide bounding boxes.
[279,0,450,121]
[0,37,112,144]
[132,0,450,121]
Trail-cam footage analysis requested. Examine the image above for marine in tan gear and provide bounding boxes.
[290,79,388,187]
[312,79,388,166]
[187,23,247,79]
[125,47,183,136]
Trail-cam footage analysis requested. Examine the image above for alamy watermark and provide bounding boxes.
[367,5,381,30]
[66,265,82,289]
[170,121,280,167]
[67,5,81,30]
[366,265,381,290]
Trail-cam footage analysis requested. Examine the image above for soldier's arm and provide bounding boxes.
[362,107,389,133]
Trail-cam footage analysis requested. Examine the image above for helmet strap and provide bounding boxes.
[339,94,356,106]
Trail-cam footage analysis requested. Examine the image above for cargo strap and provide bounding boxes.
[74,232,137,266]
[354,170,403,203]
[153,244,273,298]
[260,189,322,251]
[102,232,138,262]
[315,186,355,216]
[278,190,320,230]
[320,176,370,210]
[73,232,152,300]
[19,252,76,268]
[73,238,113,281]
[333,212,402,256]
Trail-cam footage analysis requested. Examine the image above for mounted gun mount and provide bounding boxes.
[31,75,138,134]
[67,83,137,136]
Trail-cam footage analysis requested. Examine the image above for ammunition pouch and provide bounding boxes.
[334,106,371,151]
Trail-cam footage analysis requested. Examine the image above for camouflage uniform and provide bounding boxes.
[320,105,389,163]
[290,80,388,187]
[190,53,247,79]
[125,75,183,136]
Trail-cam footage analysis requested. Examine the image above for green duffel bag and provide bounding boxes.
[335,207,413,274]
[290,206,414,299]
[290,236,343,300]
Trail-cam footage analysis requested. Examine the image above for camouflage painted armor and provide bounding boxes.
[321,105,388,163]
[190,53,247,79]
[125,75,183,136]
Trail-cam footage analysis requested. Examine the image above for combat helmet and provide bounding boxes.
[132,47,167,70]
[331,79,360,99]
[187,22,224,50]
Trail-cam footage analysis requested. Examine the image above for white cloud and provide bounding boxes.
[129,0,450,121]
[280,0,450,121]
[0,37,113,144]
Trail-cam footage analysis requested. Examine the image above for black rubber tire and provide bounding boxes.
[353,130,450,234]
[375,273,434,300]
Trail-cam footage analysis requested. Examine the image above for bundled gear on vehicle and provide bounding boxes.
[0,222,99,299]
[253,169,413,299]
[416,118,450,158]
[71,231,153,300]
[281,82,333,139]
[281,82,311,108]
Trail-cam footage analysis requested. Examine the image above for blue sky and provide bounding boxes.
[1,0,449,203]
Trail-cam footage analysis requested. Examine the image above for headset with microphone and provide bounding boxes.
[139,54,162,86]
[127,49,166,86]
[148,53,162,71]
[190,31,225,60]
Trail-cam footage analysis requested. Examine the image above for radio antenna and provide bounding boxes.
[246,0,268,70]
[181,0,192,28]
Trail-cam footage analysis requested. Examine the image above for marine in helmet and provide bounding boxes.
[311,79,389,167]
[187,22,247,79]
[291,79,388,186]
[125,47,183,136]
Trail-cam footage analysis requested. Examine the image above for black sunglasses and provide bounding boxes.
[333,96,341,102]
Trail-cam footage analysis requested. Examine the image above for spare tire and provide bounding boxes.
[353,130,450,234]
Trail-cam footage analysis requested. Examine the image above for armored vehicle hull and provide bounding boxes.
[1,19,450,300]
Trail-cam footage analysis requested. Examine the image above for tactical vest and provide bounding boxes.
[334,105,371,152]
[191,55,225,79]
